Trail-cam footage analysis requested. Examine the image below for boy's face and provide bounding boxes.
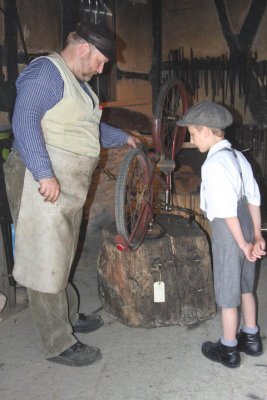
[188,125,210,153]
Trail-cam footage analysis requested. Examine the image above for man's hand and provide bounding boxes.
[126,134,141,148]
[38,177,60,203]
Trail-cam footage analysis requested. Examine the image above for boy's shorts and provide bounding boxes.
[210,215,255,308]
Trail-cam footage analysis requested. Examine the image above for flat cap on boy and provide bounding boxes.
[177,101,233,129]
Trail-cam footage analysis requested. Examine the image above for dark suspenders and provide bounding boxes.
[211,147,246,199]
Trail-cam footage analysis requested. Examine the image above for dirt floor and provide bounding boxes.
[1,226,267,400]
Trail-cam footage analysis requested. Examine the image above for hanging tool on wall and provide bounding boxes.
[162,47,267,110]
[79,0,112,25]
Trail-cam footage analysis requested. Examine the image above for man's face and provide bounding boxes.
[188,125,209,153]
[79,45,109,81]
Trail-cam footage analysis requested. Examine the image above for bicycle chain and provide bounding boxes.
[153,199,206,219]
[97,167,117,181]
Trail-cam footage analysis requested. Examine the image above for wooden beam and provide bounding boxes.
[100,100,150,108]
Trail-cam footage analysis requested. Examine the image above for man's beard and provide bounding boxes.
[80,69,97,82]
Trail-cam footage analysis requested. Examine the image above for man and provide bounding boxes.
[4,22,140,367]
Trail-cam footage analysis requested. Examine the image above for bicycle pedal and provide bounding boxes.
[157,158,176,175]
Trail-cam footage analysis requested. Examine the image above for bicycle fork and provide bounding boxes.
[156,157,176,211]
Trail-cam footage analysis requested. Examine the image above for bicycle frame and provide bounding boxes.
[115,79,188,251]
[115,149,173,252]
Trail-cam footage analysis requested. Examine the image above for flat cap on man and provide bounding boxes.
[177,101,233,130]
[75,22,116,60]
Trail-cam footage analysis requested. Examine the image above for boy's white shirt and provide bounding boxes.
[200,139,261,221]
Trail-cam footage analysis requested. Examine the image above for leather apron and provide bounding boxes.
[12,53,102,294]
[13,145,99,293]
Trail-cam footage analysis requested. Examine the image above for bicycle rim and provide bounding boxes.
[154,78,188,158]
[115,148,152,250]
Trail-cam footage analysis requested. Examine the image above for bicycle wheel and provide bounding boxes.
[115,148,152,250]
[154,78,188,159]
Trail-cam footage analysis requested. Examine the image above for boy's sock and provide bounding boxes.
[221,338,238,347]
[242,325,259,335]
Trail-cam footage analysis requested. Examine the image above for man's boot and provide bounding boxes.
[47,341,102,367]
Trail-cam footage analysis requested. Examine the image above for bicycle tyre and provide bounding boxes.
[115,148,152,250]
[154,78,188,158]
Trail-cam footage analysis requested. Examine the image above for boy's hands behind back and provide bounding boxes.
[252,237,266,259]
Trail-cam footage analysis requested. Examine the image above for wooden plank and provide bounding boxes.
[100,100,150,108]
[181,142,197,148]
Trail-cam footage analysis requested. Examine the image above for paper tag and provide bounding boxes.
[154,281,165,302]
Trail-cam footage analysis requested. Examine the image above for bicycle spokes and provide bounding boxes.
[154,78,188,158]
[125,160,149,234]
[115,148,152,250]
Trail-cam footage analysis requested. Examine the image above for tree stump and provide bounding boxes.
[172,191,211,239]
[97,214,216,328]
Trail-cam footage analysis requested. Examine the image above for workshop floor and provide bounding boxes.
[1,227,267,400]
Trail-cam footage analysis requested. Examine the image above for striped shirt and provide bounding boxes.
[12,57,129,180]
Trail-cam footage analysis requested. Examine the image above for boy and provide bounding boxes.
[177,101,266,368]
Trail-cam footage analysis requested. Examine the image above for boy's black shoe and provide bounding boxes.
[237,329,263,356]
[201,340,240,368]
[47,342,102,367]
